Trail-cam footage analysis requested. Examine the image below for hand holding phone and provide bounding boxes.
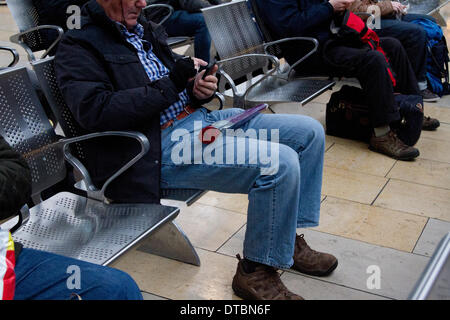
[199,59,217,80]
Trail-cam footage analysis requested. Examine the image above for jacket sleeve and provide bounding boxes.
[350,0,394,17]
[257,0,334,38]
[178,0,212,12]
[54,35,182,132]
[0,136,31,221]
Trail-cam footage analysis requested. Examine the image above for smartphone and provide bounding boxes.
[200,59,217,80]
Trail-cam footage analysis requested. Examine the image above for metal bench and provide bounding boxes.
[409,232,450,300]
[6,0,64,62]
[143,2,194,48]
[201,0,335,109]
[30,57,209,208]
[408,0,449,15]
[0,45,19,69]
[0,65,204,266]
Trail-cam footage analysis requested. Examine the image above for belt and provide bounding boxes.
[161,105,197,130]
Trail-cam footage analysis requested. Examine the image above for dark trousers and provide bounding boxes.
[375,14,436,84]
[325,37,419,128]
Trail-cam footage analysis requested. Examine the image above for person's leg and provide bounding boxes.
[14,248,143,300]
[325,42,419,160]
[379,37,420,95]
[162,11,211,62]
[161,108,325,268]
[376,18,427,87]
[160,107,331,299]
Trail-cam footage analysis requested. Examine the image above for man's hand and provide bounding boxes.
[391,1,406,14]
[192,57,208,71]
[193,65,219,100]
[329,0,355,12]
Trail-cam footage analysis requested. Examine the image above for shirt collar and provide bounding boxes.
[116,22,144,39]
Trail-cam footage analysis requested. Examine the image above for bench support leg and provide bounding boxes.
[137,220,200,266]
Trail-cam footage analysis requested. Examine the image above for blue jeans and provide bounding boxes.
[376,14,437,86]
[14,248,143,300]
[163,10,212,63]
[160,108,324,269]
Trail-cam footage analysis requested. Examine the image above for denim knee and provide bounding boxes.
[102,268,143,300]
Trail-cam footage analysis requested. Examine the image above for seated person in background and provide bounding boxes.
[350,0,441,129]
[0,135,143,300]
[145,0,229,62]
[255,0,425,160]
[55,0,338,300]
[32,0,90,32]
[31,0,90,54]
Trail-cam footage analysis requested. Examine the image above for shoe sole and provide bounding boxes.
[292,260,339,277]
[422,97,440,102]
[232,277,260,300]
[368,145,419,161]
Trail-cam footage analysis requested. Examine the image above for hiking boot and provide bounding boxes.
[422,116,440,131]
[421,89,440,102]
[369,130,419,160]
[291,234,338,277]
[232,255,304,300]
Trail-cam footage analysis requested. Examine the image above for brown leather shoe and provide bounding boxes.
[422,116,440,131]
[291,234,338,277]
[369,130,419,161]
[232,255,304,300]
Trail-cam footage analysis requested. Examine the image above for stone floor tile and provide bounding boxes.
[415,137,450,163]
[324,143,396,177]
[197,191,248,215]
[314,197,428,252]
[111,248,241,300]
[374,179,450,221]
[387,158,450,190]
[322,166,388,204]
[413,219,450,257]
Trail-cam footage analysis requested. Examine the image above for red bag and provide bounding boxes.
[324,10,397,87]
[0,230,15,300]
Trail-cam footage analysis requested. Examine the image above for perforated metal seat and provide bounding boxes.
[201,0,335,109]
[142,2,194,48]
[0,66,200,266]
[6,0,63,61]
[408,0,449,15]
[31,57,206,206]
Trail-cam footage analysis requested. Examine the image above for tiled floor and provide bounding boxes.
[1,4,449,300]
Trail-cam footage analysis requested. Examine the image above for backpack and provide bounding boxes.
[323,10,397,86]
[326,85,424,146]
[410,18,450,96]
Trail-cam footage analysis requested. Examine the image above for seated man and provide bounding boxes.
[0,135,142,300]
[350,0,441,130]
[145,0,228,62]
[54,0,338,300]
[254,0,424,160]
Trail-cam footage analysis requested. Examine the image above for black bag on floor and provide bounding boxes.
[326,85,424,146]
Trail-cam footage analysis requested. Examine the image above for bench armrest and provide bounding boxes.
[55,131,149,202]
[10,25,64,62]
[216,53,280,103]
[263,37,319,78]
[143,3,174,25]
[0,45,19,69]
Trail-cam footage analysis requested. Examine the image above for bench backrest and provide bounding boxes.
[31,57,86,160]
[0,66,66,196]
[201,0,267,81]
[6,0,55,53]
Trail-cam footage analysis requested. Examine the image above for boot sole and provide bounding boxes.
[232,277,260,300]
[292,260,338,277]
[368,145,419,161]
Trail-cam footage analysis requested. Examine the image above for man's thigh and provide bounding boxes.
[160,108,319,192]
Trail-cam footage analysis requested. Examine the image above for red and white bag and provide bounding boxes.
[0,229,15,300]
